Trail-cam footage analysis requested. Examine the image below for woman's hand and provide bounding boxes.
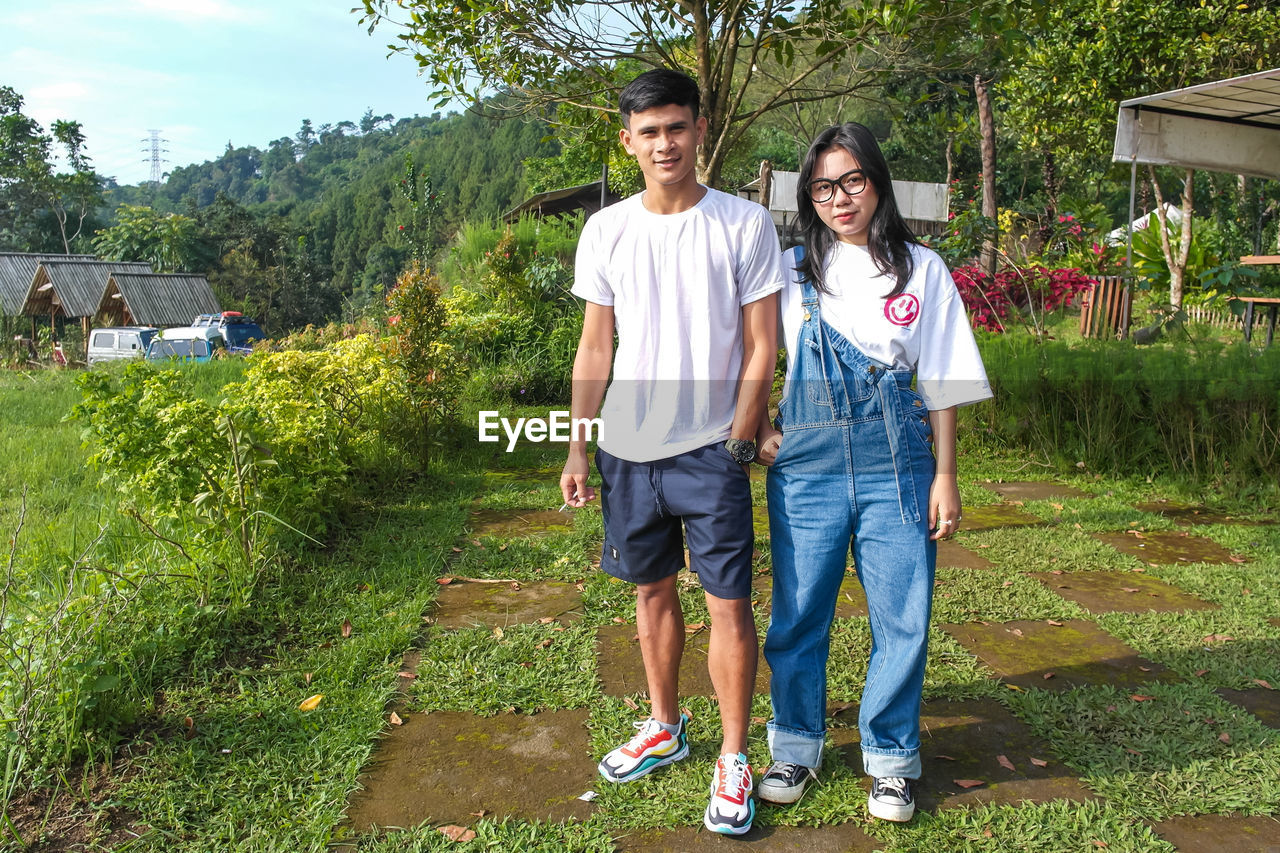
[756,425,783,466]
[929,473,961,540]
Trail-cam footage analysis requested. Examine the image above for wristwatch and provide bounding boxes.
[724,438,758,465]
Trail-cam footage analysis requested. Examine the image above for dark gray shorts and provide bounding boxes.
[595,442,754,600]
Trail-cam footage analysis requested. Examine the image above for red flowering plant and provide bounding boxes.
[1036,204,1124,276]
[952,263,1094,334]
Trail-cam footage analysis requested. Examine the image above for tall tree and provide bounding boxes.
[356,0,981,186]
[0,86,102,252]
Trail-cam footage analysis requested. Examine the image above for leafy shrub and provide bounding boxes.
[386,262,461,467]
[952,265,1094,333]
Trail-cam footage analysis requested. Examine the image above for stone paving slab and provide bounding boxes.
[1216,688,1280,729]
[467,507,573,537]
[1133,500,1267,526]
[1152,814,1280,852]
[596,623,771,697]
[1029,571,1217,614]
[1092,530,1240,565]
[431,580,583,630]
[613,823,877,852]
[735,575,867,619]
[959,504,1044,532]
[938,619,1175,691]
[938,539,997,570]
[344,710,594,831]
[830,698,1092,811]
[985,481,1094,501]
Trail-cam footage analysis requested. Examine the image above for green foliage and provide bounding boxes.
[438,215,583,403]
[967,336,1280,493]
[385,262,461,467]
[0,85,103,253]
[93,204,206,272]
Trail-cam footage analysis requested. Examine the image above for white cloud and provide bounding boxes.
[126,0,250,21]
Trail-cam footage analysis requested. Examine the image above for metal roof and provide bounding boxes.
[1119,68,1280,130]
[1114,68,1280,179]
[0,252,95,315]
[22,260,154,318]
[99,272,222,327]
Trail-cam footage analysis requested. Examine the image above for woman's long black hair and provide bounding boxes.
[794,122,919,299]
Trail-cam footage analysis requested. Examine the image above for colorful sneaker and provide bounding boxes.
[868,776,915,822]
[703,752,755,835]
[597,715,689,783]
[758,761,816,804]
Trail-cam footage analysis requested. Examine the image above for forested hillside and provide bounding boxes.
[97,105,559,324]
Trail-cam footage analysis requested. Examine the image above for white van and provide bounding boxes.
[87,326,158,366]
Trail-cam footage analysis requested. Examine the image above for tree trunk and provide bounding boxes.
[758,160,773,210]
[975,74,998,277]
[944,133,954,189]
[1148,166,1194,310]
[1042,149,1059,222]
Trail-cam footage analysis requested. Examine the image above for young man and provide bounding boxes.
[559,68,782,836]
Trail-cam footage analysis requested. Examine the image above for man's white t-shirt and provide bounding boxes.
[573,187,784,462]
[778,242,992,411]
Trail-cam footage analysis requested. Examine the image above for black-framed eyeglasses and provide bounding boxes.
[808,169,868,203]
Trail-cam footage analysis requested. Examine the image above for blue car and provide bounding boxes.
[192,312,267,355]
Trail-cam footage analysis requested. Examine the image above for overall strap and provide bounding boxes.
[796,245,819,307]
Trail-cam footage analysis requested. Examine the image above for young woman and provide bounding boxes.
[754,123,991,821]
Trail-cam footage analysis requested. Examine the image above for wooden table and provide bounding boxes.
[1236,256,1280,347]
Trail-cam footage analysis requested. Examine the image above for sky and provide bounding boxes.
[0,0,447,186]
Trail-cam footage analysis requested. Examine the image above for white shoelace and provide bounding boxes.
[717,755,751,799]
[877,776,909,796]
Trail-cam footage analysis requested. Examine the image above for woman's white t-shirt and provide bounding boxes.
[778,242,992,411]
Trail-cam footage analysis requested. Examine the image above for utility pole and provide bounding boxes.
[142,129,168,196]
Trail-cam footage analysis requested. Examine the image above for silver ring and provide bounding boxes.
[941,519,954,525]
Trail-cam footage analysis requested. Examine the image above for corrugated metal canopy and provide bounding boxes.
[1113,68,1280,179]
[22,260,154,318]
[99,272,221,327]
[0,252,95,315]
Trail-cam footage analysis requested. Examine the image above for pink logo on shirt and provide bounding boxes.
[884,294,920,327]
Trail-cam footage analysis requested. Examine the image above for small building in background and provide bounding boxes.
[0,252,96,318]
[503,180,621,222]
[97,271,221,328]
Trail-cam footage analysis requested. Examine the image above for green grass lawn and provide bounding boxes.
[2,372,1278,852]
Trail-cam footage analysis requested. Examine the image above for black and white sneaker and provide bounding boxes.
[868,776,915,822]
[757,761,817,804]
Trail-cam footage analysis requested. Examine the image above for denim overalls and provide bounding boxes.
[764,268,937,780]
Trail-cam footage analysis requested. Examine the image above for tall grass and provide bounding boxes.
[966,336,1280,499]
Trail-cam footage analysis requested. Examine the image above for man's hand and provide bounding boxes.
[561,449,596,507]
[756,425,783,466]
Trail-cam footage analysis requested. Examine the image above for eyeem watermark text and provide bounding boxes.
[478,411,603,452]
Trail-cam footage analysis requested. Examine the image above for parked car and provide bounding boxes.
[87,326,158,366]
[145,326,226,363]
[192,311,266,354]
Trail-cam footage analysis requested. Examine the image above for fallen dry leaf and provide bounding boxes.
[539,616,555,624]
[1121,587,1140,593]
[1124,747,1142,755]
[1046,620,1064,626]
[1030,757,1048,767]
[389,712,403,726]
[1092,842,1108,849]
[685,622,707,634]
[953,779,985,789]
[1129,694,1154,702]
[1254,679,1274,690]
[1218,732,1232,744]
[1001,580,1013,588]
[751,716,767,725]
[612,617,626,624]
[397,671,417,679]
[1139,666,1152,672]
[304,672,313,684]
[341,618,353,638]
[299,694,323,712]
[935,754,957,761]
[1005,684,1023,691]
[439,825,477,842]
[493,626,504,639]
[183,716,195,740]
[1195,669,1209,677]
[997,754,1015,771]
[1043,672,1055,680]
[1202,634,1235,643]
[1010,628,1023,637]
[537,638,553,649]
[437,577,455,585]
[623,697,640,711]
[450,547,462,553]
[470,539,484,548]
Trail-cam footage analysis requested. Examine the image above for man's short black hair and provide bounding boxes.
[618,69,700,128]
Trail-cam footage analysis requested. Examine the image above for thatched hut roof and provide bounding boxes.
[98,272,221,327]
[0,252,95,316]
[21,260,153,319]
